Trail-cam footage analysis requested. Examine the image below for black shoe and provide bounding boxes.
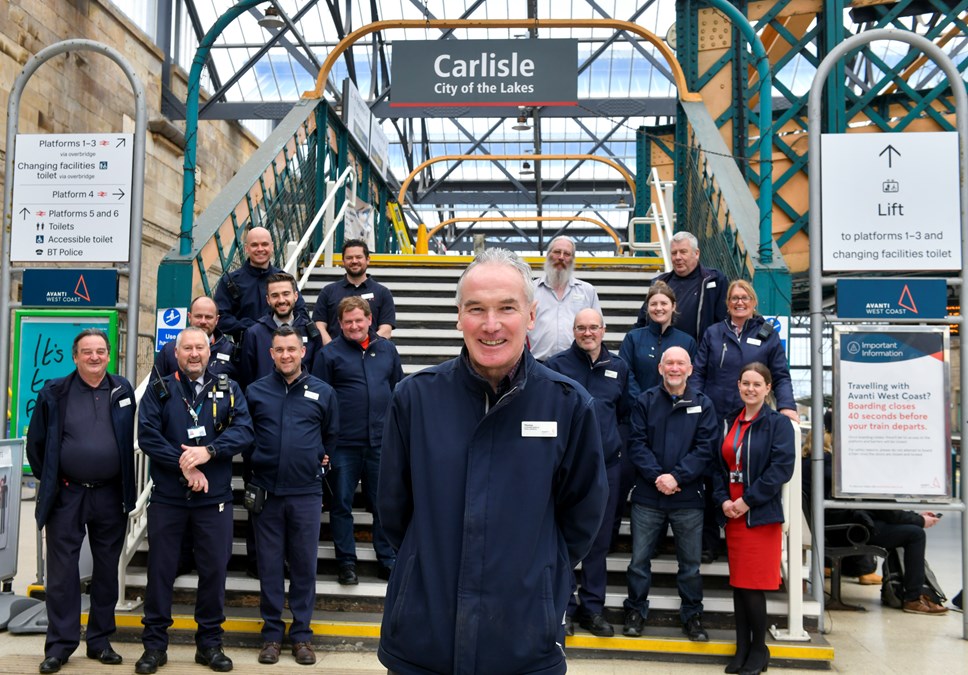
[377,565,393,581]
[39,657,66,674]
[622,608,645,637]
[195,646,233,672]
[701,549,716,564]
[338,565,359,585]
[134,650,167,674]
[86,645,123,665]
[738,645,770,675]
[683,614,709,641]
[578,612,615,637]
[564,615,574,636]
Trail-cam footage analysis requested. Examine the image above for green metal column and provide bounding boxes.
[820,0,847,133]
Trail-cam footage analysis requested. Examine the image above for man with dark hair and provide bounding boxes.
[377,249,607,675]
[245,326,339,666]
[633,231,728,341]
[27,329,137,674]
[155,296,235,380]
[312,295,402,584]
[136,327,254,674]
[238,272,320,389]
[213,226,307,340]
[312,238,395,344]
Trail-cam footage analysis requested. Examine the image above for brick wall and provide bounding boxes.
[0,0,261,380]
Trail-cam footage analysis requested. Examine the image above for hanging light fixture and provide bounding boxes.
[512,114,532,131]
[520,161,534,177]
[259,5,285,30]
[616,196,632,210]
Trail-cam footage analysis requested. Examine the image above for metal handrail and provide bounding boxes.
[283,165,357,288]
[627,169,675,270]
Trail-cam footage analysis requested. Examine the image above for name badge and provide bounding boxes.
[215,391,224,399]
[686,406,703,414]
[746,337,762,346]
[706,281,717,288]
[304,390,320,400]
[522,421,557,438]
[187,426,207,439]
[216,352,231,361]
[302,335,308,343]
[604,369,618,379]
[118,397,131,408]
[361,292,375,300]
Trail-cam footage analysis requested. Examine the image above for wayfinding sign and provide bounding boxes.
[837,278,948,319]
[820,131,961,272]
[391,39,577,107]
[10,133,133,262]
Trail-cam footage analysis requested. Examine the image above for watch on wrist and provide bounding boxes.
[207,446,216,458]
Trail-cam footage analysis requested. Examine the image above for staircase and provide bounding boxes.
[120,256,826,665]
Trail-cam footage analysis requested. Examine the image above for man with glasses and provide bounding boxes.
[545,308,630,638]
[633,231,728,341]
[529,235,602,361]
[27,329,137,674]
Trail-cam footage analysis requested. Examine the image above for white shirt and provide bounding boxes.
[528,276,602,361]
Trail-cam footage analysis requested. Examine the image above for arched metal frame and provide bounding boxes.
[424,216,624,254]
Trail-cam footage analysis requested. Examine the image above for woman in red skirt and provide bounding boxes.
[713,362,796,675]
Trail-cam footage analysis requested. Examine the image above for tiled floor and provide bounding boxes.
[3,503,965,672]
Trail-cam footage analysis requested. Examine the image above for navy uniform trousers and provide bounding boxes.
[252,492,322,643]
[142,501,233,650]
[44,480,126,660]
[569,460,622,617]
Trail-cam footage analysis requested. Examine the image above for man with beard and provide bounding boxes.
[528,235,601,361]
[313,239,395,344]
[238,273,321,389]
[214,226,307,341]
[633,231,728,341]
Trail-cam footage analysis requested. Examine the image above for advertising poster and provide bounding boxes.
[834,326,950,499]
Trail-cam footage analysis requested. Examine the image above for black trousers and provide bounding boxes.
[44,480,125,660]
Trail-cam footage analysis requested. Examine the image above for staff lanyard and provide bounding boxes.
[731,412,758,470]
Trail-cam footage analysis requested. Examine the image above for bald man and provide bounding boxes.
[622,346,718,642]
[154,296,236,380]
[213,227,307,339]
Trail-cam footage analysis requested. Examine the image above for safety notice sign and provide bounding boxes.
[10,133,133,262]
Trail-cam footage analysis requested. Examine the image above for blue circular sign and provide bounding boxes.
[162,308,182,327]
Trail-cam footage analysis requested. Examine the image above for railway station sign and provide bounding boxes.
[10,133,133,262]
[820,131,960,272]
[391,39,577,108]
[21,268,118,308]
[837,278,947,319]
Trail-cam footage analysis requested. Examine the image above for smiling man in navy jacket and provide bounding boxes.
[27,329,136,675]
[245,326,338,666]
[312,295,402,584]
[136,326,254,674]
[377,248,608,675]
[622,346,719,643]
[545,308,630,639]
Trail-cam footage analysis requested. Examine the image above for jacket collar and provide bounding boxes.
[567,339,612,367]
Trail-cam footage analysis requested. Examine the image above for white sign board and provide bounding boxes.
[834,326,951,499]
[11,133,133,262]
[155,307,187,352]
[369,118,390,180]
[342,79,371,153]
[820,131,961,272]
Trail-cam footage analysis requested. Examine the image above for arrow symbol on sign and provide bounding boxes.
[879,144,901,168]
[113,188,125,200]
[116,137,126,148]
[19,207,30,219]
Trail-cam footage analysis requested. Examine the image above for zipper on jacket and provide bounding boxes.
[719,342,727,368]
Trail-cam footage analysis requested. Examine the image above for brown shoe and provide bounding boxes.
[858,573,883,585]
[291,642,316,666]
[902,595,948,615]
[258,642,281,664]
